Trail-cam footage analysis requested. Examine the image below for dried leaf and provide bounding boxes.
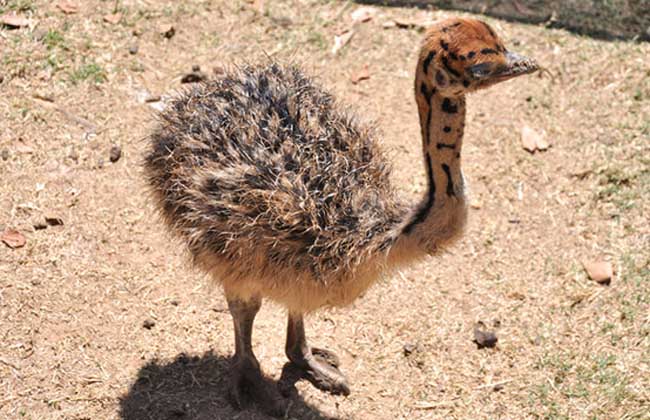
[0,13,31,28]
[332,29,354,55]
[350,64,370,84]
[520,125,538,152]
[583,260,613,285]
[55,1,78,14]
[1,229,26,249]
[536,135,550,151]
[521,125,549,153]
[144,95,161,103]
[103,13,122,25]
[351,7,376,24]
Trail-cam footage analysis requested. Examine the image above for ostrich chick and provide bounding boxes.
[144,18,538,416]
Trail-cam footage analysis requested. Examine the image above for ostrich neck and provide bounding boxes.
[415,85,466,218]
[394,77,468,256]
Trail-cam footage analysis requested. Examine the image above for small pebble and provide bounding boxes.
[97,157,105,169]
[33,221,48,230]
[160,24,175,39]
[473,321,498,349]
[181,66,208,84]
[403,342,423,356]
[68,149,79,162]
[1,149,9,160]
[109,145,122,163]
[45,216,64,226]
[0,74,4,84]
[128,44,139,55]
[403,343,416,356]
[143,319,155,329]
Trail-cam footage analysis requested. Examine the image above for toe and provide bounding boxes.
[311,347,341,368]
[305,362,351,396]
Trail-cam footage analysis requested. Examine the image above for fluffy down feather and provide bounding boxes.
[144,63,408,305]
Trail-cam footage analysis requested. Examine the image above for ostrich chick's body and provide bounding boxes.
[144,18,538,416]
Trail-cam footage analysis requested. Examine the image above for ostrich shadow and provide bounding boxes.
[119,351,340,420]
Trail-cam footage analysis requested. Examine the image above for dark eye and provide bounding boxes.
[466,62,493,80]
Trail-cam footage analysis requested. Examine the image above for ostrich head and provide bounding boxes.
[419,18,539,97]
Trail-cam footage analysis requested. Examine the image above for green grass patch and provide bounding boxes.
[531,350,638,417]
[69,61,107,84]
[307,31,327,50]
[43,29,66,50]
[595,165,650,212]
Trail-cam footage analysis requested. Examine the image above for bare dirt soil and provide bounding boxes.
[1,1,649,419]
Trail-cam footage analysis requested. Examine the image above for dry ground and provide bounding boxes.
[1,1,649,419]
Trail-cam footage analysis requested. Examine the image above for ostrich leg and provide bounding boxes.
[285,312,351,395]
[227,296,287,416]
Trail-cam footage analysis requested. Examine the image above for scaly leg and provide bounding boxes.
[285,311,350,396]
[227,295,287,417]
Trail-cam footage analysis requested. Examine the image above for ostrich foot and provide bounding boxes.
[229,358,288,418]
[288,347,350,396]
[311,346,341,368]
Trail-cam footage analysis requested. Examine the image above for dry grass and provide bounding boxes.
[1,1,649,419]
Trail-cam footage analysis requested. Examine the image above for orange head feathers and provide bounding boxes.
[418,18,539,97]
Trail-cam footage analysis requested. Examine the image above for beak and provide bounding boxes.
[497,51,539,80]
[466,51,539,82]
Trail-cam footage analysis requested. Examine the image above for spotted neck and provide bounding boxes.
[399,67,468,254]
